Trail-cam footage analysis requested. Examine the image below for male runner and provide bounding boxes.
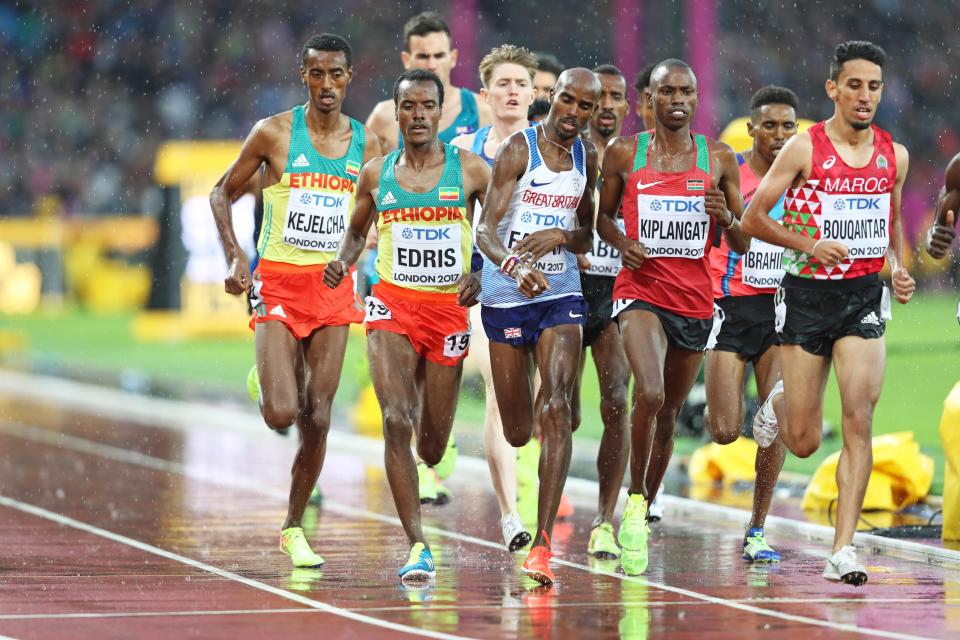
[451,44,537,552]
[597,59,748,575]
[704,85,800,563]
[210,34,380,568]
[742,41,915,586]
[325,69,488,583]
[633,63,656,130]
[532,53,564,102]
[477,68,601,585]
[575,64,631,560]
[366,11,492,152]
[924,152,959,259]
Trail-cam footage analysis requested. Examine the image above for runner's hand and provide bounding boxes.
[456,272,481,307]
[515,263,549,299]
[323,260,347,289]
[892,267,916,304]
[926,210,956,259]
[704,178,732,227]
[224,256,252,295]
[811,240,849,269]
[513,229,567,263]
[576,254,591,271]
[620,240,648,270]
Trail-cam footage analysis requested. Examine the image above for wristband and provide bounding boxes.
[722,212,735,230]
[500,254,520,277]
[811,239,823,255]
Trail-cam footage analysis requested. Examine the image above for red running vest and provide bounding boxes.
[615,131,717,319]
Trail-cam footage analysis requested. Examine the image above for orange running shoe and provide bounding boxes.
[522,544,555,585]
[557,493,575,520]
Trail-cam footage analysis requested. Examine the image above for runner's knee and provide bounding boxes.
[539,394,573,435]
[705,406,740,444]
[261,396,299,432]
[417,436,447,466]
[382,407,415,444]
[632,384,665,417]
[600,381,629,424]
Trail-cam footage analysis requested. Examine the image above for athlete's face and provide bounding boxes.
[547,72,600,141]
[395,80,442,146]
[300,49,352,114]
[591,73,628,138]
[533,70,558,101]
[826,58,883,131]
[481,63,535,122]
[748,103,798,164]
[401,32,457,87]
[652,66,697,131]
[636,87,655,130]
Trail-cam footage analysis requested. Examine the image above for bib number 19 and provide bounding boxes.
[443,331,471,357]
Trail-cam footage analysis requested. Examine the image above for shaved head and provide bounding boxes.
[556,67,602,96]
[650,58,696,90]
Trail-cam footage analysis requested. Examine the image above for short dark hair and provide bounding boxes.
[592,64,623,78]
[527,98,551,120]
[301,33,351,67]
[403,11,450,50]
[534,52,564,77]
[829,40,886,81]
[750,85,799,114]
[634,63,655,94]
[650,58,694,88]
[393,68,445,107]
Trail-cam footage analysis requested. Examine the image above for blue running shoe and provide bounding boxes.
[742,527,781,563]
[399,542,436,582]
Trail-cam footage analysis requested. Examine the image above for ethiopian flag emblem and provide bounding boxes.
[439,187,460,201]
[345,160,361,177]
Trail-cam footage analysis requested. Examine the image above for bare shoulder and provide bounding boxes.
[458,148,491,189]
[361,124,382,157]
[366,99,395,125]
[450,132,476,151]
[254,110,293,141]
[602,135,637,167]
[708,138,737,162]
[946,152,960,186]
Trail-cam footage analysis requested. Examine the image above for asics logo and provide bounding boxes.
[530,178,555,188]
[823,155,837,170]
[636,180,664,191]
[569,311,583,319]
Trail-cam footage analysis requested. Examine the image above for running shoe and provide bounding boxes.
[557,493,575,520]
[752,379,784,448]
[648,488,664,522]
[742,527,781,563]
[516,438,541,489]
[501,513,532,552]
[618,494,649,575]
[417,462,437,504]
[399,542,436,582]
[279,527,324,568]
[521,544,555,586]
[246,364,260,404]
[588,522,621,559]
[308,484,324,506]
[433,435,458,480]
[822,545,867,586]
[434,475,453,506]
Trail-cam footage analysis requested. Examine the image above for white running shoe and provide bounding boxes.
[822,545,868,586]
[501,513,531,552]
[752,379,784,448]
[648,488,664,522]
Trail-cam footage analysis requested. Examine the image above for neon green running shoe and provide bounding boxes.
[280,527,324,568]
[618,494,649,575]
[588,522,621,559]
[418,462,437,504]
[742,527,780,563]
[399,541,436,582]
[433,435,458,480]
[309,484,324,506]
[246,364,260,404]
[434,478,453,506]
[516,438,540,490]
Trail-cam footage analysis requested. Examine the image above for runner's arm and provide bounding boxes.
[925,153,960,259]
[476,134,527,266]
[365,100,398,153]
[323,159,382,289]
[209,118,273,295]
[597,136,647,270]
[362,125,383,163]
[889,143,915,304]
[713,142,750,254]
[457,151,491,306]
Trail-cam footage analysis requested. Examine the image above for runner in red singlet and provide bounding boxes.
[596,59,749,575]
[742,41,915,586]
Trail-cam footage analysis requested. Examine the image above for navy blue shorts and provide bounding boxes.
[482,295,587,346]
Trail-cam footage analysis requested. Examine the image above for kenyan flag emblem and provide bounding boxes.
[439,187,459,201]
[345,160,361,177]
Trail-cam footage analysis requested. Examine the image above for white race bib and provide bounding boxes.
[505,210,572,275]
[391,224,463,286]
[443,331,471,357]
[818,193,890,259]
[741,238,785,289]
[635,195,710,259]
[364,296,392,322]
[282,188,349,251]
[584,219,624,277]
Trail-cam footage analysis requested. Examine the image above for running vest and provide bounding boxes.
[374,144,472,295]
[398,88,479,148]
[470,125,495,167]
[710,155,785,297]
[259,106,365,266]
[782,121,896,280]
[481,126,586,308]
[614,130,716,319]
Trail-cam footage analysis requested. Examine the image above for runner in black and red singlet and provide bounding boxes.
[742,41,915,586]
[704,85,800,564]
[597,59,749,575]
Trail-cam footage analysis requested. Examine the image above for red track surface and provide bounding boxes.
[0,392,957,639]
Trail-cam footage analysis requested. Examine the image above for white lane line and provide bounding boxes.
[0,609,313,621]
[0,494,472,640]
[0,422,938,640]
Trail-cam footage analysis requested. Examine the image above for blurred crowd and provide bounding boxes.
[2,0,957,253]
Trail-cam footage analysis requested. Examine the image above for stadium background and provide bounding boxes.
[1,1,958,494]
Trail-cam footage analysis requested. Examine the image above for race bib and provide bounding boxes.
[505,210,573,275]
[364,296,392,322]
[818,193,891,259]
[584,219,624,277]
[636,195,710,259]
[443,331,471,357]
[741,238,785,289]
[391,224,463,286]
[282,188,349,251]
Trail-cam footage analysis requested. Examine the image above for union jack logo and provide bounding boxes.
[504,327,522,339]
